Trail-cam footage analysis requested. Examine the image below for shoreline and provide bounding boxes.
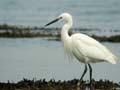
[0,78,120,90]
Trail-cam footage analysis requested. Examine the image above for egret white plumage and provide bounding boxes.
[45,13,117,88]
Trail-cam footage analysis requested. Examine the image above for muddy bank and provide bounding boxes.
[0,24,120,42]
[0,79,120,90]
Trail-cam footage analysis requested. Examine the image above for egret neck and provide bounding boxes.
[61,16,73,41]
[61,20,73,57]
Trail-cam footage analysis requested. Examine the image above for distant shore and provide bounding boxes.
[0,24,120,42]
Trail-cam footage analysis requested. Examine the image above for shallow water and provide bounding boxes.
[0,0,120,30]
[0,38,120,82]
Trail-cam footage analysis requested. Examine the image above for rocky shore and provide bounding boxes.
[0,79,120,90]
[0,24,120,42]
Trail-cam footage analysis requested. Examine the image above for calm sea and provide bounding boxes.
[0,0,120,30]
[0,38,120,82]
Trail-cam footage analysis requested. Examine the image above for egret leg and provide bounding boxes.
[80,64,87,82]
[88,64,92,88]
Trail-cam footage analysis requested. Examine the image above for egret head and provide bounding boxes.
[45,13,73,27]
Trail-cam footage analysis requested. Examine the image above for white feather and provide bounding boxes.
[46,12,117,65]
[71,33,117,64]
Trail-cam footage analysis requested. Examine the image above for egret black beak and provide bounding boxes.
[45,17,62,27]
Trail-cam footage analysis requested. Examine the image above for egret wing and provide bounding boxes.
[71,33,116,64]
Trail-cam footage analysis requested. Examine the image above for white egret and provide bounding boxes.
[45,13,117,88]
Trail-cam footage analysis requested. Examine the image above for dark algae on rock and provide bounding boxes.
[0,79,120,90]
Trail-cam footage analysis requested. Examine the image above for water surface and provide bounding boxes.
[0,38,120,82]
[0,0,120,30]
